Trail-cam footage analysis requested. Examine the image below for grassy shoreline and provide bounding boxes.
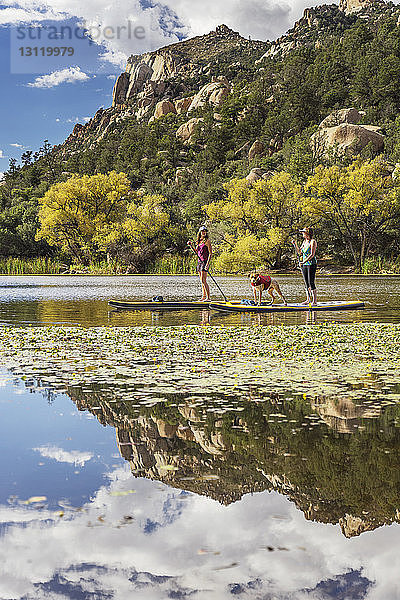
[1,270,400,277]
[1,256,400,276]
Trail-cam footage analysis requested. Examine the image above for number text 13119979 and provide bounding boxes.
[19,47,75,57]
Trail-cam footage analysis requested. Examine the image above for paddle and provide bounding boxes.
[187,242,228,302]
[292,242,312,309]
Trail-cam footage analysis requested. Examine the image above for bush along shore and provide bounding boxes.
[0,256,196,276]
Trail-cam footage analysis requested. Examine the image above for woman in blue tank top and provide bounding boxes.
[293,227,318,306]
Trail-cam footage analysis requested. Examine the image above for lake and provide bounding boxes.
[0,273,399,326]
[0,275,400,600]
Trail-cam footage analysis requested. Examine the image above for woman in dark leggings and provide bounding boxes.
[293,227,318,306]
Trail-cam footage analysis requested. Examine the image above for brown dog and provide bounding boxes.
[249,272,287,305]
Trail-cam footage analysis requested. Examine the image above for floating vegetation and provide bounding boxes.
[0,323,399,400]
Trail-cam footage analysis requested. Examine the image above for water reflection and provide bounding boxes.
[1,376,400,599]
[2,468,388,600]
[32,381,400,537]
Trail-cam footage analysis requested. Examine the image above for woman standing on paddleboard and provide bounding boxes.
[192,226,212,302]
[293,227,318,306]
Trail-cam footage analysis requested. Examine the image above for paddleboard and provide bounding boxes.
[210,300,365,313]
[109,300,211,310]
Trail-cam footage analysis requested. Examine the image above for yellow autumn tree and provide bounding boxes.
[303,158,400,268]
[36,171,132,263]
[101,193,172,262]
[122,194,170,244]
[205,172,303,272]
[36,173,172,264]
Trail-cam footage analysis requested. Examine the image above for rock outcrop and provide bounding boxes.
[188,76,231,111]
[339,514,377,538]
[248,140,265,161]
[176,118,204,144]
[175,97,194,114]
[312,109,384,157]
[339,0,385,14]
[311,396,382,434]
[112,73,131,106]
[314,123,384,157]
[154,99,176,119]
[319,108,362,128]
[246,168,269,184]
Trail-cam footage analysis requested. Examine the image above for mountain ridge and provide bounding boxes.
[59,0,400,154]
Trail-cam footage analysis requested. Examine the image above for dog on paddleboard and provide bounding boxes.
[249,272,287,306]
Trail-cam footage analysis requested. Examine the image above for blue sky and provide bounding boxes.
[0,18,122,177]
[0,0,327,178]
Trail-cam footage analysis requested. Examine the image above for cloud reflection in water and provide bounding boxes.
[0,466,399,599]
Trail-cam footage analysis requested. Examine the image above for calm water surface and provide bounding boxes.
[0,275,400,599]
[0,274,399,326]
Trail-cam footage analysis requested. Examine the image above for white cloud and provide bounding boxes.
[164,0,294,41]
[0,150,4,159]
[33,445,94,466]
[10,143,24,148]
[27,66,90,88]
[0,6,63,25]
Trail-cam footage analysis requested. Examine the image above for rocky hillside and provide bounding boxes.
[60,0,400,156]
[113,24,265,107]
[62,25,266,153]
[260,0,399,60]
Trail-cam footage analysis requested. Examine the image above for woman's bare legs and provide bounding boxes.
[302,288,317,305]
[199,270,210,300]
[311,289,317,306]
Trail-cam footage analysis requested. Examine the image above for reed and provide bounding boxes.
[0,257,63,275]
[146,255,196,275]
[361,256,400,274]
[0,255,197,275]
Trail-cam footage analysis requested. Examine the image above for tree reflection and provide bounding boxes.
[65,384,400,538]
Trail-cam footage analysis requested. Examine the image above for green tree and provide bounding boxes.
[205,172,303,271]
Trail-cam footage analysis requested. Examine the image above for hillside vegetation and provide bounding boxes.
[3,1,400,273]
